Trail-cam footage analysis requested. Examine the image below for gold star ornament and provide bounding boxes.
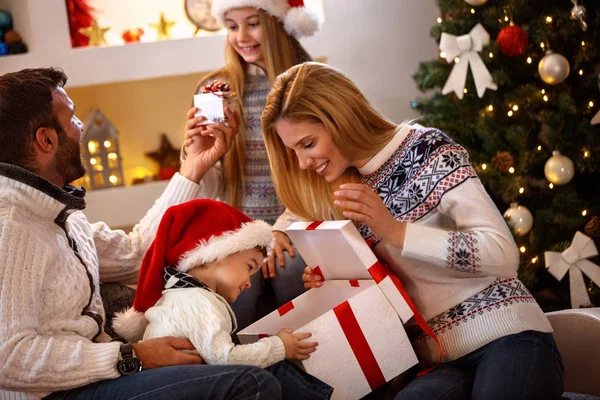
[79,19,110,47]
[149,12,176,40]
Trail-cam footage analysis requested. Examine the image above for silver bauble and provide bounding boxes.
[464,0,488,5]
[503,202,533,236]
[538,50,570,85]
[544,150,575,185]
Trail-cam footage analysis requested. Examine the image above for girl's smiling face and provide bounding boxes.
[224,7,266,70]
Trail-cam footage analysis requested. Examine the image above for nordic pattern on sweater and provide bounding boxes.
[360,127,482,272]
[241,74,285,225]
[407,277,539,343]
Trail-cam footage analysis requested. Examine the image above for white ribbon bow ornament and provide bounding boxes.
[545,231,600,308]
[440,23,498,99]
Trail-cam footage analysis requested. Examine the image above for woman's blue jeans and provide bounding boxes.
[45,361,333,400]
[394,330,564,400]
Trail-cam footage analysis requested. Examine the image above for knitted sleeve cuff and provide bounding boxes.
[161,173,202,204]
[264,335,287,365]
[402,223,449,262]
[82,341,121,382]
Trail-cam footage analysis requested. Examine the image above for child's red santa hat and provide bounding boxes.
[212,0,322,38]
[113,199,273,342]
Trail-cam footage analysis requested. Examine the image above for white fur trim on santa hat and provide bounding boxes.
[211,0,321,38]
[112,307,148,343]
[283,6,321,38]
[177,220,273,273]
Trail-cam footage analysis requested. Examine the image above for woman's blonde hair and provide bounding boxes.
[194,9,311,207]
[261,62,399,222]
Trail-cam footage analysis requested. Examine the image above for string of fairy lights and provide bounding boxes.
[436,6,596,265]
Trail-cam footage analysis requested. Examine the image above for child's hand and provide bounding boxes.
[263,231,295,279]
[302,267,322,289]
[276,329,318,361]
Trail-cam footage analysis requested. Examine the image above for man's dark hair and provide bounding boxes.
[0,68,68,168]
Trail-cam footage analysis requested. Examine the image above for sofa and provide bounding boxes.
[546,308,600,399]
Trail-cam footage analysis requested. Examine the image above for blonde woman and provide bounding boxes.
[262,62,564,399]
[183,0,321,329]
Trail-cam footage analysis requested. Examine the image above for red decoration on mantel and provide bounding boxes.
[66,0,95,48]
[122,28,144,43]
[496,24,529,57]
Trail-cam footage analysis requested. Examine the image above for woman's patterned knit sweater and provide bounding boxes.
[357,124,552,362]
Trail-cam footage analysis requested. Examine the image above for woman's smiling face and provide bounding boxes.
[275,119,353,182]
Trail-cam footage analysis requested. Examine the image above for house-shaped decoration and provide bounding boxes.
[81,108,125,190]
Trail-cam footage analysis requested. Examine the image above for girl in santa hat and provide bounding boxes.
[114,199,332,399]
[182,0,322,330]
[260,62,564,399]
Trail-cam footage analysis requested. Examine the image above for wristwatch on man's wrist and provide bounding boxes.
[116,343,143,376]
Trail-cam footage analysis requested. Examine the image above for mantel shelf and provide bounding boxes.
[0,0,326,87]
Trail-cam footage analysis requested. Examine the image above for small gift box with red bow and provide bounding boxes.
[237,220,420,400]
[193,80,237,125]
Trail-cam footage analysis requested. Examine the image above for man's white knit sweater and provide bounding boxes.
[0,163,202,399]
[274,125,552,364]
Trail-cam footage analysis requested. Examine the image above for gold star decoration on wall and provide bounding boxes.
[79,19,110,47]
[149,12,176,40]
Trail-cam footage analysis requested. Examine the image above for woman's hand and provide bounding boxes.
[302,267,322,289]
[180,107,240,183]
[333,183,407,249]
[263,231,296,279]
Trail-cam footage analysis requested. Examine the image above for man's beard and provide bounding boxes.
[52,129,86,185]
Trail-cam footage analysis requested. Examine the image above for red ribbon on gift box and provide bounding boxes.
[333,300,387,391]
[278,301,295,316]
[306,221,323,230]
[368,261,444,376]
[302,221,443,376]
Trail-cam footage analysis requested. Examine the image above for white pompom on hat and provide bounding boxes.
[212,0,322,38]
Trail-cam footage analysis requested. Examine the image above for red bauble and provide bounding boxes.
[496,24,528,57]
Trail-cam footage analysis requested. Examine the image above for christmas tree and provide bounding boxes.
[412,0,600,311]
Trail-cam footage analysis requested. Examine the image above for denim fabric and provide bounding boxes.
[231,250,307,330]
[266,360,333,400]
[44,364,282,400]
[44,361,332,400]
[394,330,564,400]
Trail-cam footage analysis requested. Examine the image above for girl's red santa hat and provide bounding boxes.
[212,0,322,38]
[113,199,273,342]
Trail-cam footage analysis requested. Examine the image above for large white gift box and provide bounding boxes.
[237,221,419,400]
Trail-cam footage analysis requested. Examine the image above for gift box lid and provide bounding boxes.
[285,220,375,280]
[286,220,414,323]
